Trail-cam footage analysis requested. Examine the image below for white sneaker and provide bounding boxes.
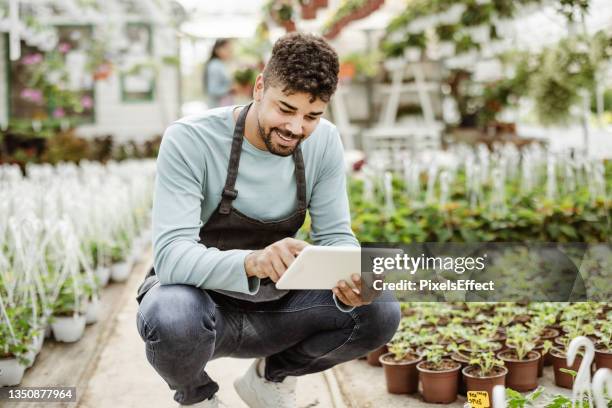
[234,358,297,408]
[178,395,221,407]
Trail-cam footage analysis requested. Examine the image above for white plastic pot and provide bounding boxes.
[85,297,100,325]
[0,358,26,386]
[34,331,45,354]
[95,266,111,287]
[51,314,86,343]
[130,246,141,264]
[24,342,37,369]
[111,261,132,282]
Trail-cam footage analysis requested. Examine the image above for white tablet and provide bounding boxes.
[275,245,361,290]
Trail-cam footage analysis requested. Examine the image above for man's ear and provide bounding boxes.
[253,74,264,102]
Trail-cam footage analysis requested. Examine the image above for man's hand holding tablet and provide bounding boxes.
[271,244,371,308]
[245,240,370,307]
[244,237,309,282]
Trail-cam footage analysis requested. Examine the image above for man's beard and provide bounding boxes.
[257,119,303,157]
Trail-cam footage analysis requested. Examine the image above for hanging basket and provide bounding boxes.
[51,314,86,343]
[111,261,132,282]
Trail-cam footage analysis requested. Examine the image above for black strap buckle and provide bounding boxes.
[222,188,238,199]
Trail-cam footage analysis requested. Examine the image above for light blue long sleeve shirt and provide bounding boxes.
[152,104,360,301]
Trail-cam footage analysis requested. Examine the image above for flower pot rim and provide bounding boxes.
[540,328,560,339]
[594,343,611,354]
[497,349,541,363]
[462,364,508,379]
[450,352,470,363]
[550,347,571,359]
[52,312,86,319]
[379,351,422,366]
[416,359,461,373]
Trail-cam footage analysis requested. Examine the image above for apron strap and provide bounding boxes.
[219,102,252,215]
[293,146,307,211]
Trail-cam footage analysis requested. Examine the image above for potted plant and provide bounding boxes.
[379,337,422,394]
[549,344,582,389]
[497,324,541,391]
[526,317,556,374]
[83,278,100,325]
[90,240,111,287]
[110,231,133,282]
[594,320,611,369]
[416,345,461,403]
[51,276,87,343]
[0,306,32,386]
[366,344,387,367]
[300,0,317,19]
[462,351,507,408]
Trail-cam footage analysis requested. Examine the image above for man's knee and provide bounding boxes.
[352,292,401,351]
[137,284,216,346]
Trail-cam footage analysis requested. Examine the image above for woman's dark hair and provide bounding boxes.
[263,32,339,103]
[203,39,230,93]
[209,38,230,61]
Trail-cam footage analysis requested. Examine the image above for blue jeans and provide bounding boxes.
[136,283,401,405]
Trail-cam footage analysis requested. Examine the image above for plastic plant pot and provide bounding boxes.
[462,365,508,408]
[85,296,101,325]
[497,349,540,391]
[366,345,388,367]
[594,343,611,369]
[111,261,131,282]
[550,347,582,389]
[0,357,26,386]
[416,359,461,404]
[51,314,87,343]
[379,352,422,394]
[95,266,111,287]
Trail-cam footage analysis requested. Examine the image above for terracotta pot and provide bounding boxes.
[282,20,296,32]
[367,345,387,367]
[534,344,546,377]
[497,349,540,391]
[300,3,317,19]
[416,359,461,404]
[462,365,508,408]
[512,314,531,325]
[541,328,560,366]
[314,0,328,7]
[550,347,581,389]
[451,352,470,396]
[595,345,611,369]
[338,62,356,81]
[540,327,560,341]
[379,352,422,394]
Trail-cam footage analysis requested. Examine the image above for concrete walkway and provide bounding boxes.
[77,254,343,408]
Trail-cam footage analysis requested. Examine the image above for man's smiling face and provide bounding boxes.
[253,74,328,157]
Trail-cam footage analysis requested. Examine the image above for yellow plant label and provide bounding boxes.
[467,391,490,408]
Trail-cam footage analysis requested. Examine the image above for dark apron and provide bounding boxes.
[136,101,307,304]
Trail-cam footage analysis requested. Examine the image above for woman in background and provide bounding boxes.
[204,39,234,108]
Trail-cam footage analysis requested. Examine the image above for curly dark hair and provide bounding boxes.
[263,32,339,103]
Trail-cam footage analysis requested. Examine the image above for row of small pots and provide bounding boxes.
[368,340,611,405]
[0,260,137,387]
